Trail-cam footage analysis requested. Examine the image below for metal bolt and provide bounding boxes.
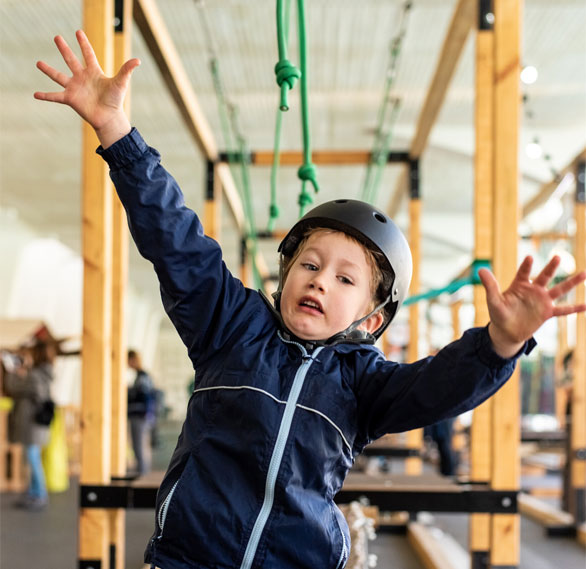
[485,12,495,25]
[87,491,98,502]
[501,496,512,508]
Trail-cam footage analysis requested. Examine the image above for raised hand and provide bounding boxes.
[478,255,586,358]
[34,30,140,148]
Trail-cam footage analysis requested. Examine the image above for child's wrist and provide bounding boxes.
[94,112,131,149]
[487,322,525,359]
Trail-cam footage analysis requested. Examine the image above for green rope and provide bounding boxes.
[295,0,319,216]
[198,2,262,289]
[275,0,300,111]
[361,1,412,204]
[403,260,491,306]
[274,0,319,219]
[268,0,292,232]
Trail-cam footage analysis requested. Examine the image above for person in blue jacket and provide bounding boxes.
[35,31,586,569]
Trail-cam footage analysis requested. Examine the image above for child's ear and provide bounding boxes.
[357,311,384,335]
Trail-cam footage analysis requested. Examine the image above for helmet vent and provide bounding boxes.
[334,199,348,204]
[373,212,387,223]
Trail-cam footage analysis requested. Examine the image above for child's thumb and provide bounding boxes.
[478,268,500,301]
[117,58,141,85]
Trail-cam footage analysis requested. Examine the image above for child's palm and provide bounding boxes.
[34,30,139,131]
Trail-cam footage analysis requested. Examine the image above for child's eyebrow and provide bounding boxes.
[302,246,362,272]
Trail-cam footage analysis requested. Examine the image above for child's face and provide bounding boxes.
[280,231,382,340]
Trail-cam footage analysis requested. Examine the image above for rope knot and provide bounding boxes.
[298,190,314,209]
[275,59,301,110]
[269,204,280,218]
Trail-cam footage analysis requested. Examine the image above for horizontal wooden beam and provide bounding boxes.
[522,147,586,218]
[244,150,410,166]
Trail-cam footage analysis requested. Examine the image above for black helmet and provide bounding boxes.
[277,199,412,338]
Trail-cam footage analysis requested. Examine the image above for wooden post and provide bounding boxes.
[470,2,494,567]
[204,160,222,241]
[406,160,423,475]
[491,0,522,566]
[109,1,132,567]
[79,1,114,566]
[570,161,586,525]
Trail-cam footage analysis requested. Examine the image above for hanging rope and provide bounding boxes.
[403,259,491,305]
[361,1,412,204]
[196,1,262,289]
[273,0,319,220]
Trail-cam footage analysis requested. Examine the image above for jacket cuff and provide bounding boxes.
[475,324,536,367]
[96,127,150,169]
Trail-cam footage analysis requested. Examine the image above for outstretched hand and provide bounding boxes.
[478,255,586,358]
[34,30,140,148]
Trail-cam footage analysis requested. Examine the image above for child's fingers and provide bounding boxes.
[54,35,83,74]
[76,30,101,70]
[515,255,533,283]
[477,268,500,300]
[533,255,561,287]
[33,91,66,104]
[116,58,141,86]
[36,60,69,88]
[552,303,586,318]
[548,270,586,300]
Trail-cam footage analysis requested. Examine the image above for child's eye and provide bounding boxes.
[302,263,318,271]
[338,275,354,285]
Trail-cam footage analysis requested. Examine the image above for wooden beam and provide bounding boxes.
[387,0,476,217]
[469,16,494,561]
[570,168,585,525]
[521,147,586,218]
[250,149,407,166]
[110,3,133,567]
[79,1,114,565]
[405,198,423,475]
[408,522,468,569]
[490,1,522,566]
[133,0,245,233]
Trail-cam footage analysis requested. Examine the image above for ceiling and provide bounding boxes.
[1,0,585,317]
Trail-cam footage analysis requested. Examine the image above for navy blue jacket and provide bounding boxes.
[99,129,530,569]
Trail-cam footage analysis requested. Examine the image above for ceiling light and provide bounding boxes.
[525,139,543,159]
[521,65,538,85]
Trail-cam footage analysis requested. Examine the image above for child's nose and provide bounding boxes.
[309,274,326,292]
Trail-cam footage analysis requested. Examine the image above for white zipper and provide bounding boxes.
[239,341,323,569]
[157,480,179,533]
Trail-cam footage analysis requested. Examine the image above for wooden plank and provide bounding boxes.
[406,198,423,475]
[521,147,586,218]
[110,3,133,567]
[571,196,585,524]
[490,0,522,565]
[408,522,469,569]
[518,493,574,526]
[387,0,476,217]
[252,149,382,166]
[79,1,114,564]
[469,21,494,557]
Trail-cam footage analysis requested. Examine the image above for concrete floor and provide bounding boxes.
[1,420,584,569]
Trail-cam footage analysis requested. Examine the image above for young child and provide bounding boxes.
[35,31,586,569]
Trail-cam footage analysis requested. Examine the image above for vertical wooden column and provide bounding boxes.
[240,238,249,287]
[570,161,586,525]
[109,1,132,568]
[406,160,423,474]
[490,0,522,566]
[554,316,568,428]
[470,2,494,567]
[204,160,222,240]
[79,1,114,567]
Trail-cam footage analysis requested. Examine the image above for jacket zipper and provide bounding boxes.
[239,341,323,569]
[157,480,179,533]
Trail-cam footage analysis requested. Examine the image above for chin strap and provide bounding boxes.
[259,290,391,348]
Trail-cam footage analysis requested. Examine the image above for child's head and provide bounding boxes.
[276,199,412,343]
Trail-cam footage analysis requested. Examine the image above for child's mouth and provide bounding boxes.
[299,297,324,314]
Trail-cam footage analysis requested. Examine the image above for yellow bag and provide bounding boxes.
[42,407,69,493]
